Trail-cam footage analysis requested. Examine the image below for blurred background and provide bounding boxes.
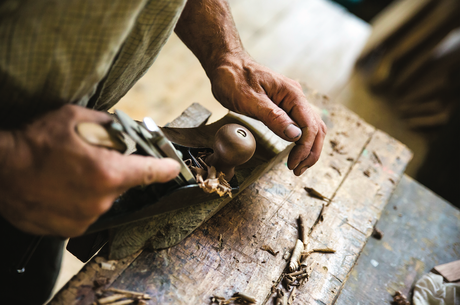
[52,0,460,299]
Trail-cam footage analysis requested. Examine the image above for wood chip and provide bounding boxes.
[372,151,382,165]
[304,187,330,202]
[330,163,341,176]
[217,234,224,251]
[363,169,371,177]
[260,245,278,256]
[287,286,297,305]
[310,204,325,235]
[100,261,116,271]
[233,292,257,304]
[275,289,286,305]
[301,248,336,258]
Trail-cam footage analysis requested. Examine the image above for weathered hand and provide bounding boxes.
[209,53,327,175]
[0,105,180,237]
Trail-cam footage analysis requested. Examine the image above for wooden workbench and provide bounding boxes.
[50,88,412,305]
[337,174,460,304]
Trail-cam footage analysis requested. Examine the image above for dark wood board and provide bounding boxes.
[336,175,460,304]
[51,91,412,304]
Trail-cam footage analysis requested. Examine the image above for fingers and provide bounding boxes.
[260,78,326,174]
[253,94,303,142]
[290,124,326,176]
[114,155,181,190]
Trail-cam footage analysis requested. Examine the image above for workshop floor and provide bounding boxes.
[50,0,429,301]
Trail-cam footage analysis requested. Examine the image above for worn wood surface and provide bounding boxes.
[336,175,460,304]
[51,88,412,304]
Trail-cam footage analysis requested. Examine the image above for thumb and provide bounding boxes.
[117,155,181,189]
[255,96,302,142]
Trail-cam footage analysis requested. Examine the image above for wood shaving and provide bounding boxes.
[372,151,382,165]
[275,289,286,305]
[289,239,304,272]
[217,234,224,251]
[299,215,309,245]
[304,187,330,202]
[100,261,116,271]
[329,140,347,154]
[301,248,336,258]
[196,165,232,198]
[393,291,410,305]
[330,163,341,176]
[232,292,257,304]
[287,286,296,305]
[260,245,279,256]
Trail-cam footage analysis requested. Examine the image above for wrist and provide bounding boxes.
[205,50,252,80]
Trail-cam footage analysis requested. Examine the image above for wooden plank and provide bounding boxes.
[336,175,460,304]
[166,102,212,128]
[50,251,142,304]
[293,129,412,304]
[104,99,379,305]
[55,97,410,304]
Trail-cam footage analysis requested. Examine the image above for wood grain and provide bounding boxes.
[51,90,412,304]
[336,175,460,304]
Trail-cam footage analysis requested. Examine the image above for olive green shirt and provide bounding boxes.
[0,0,186,127]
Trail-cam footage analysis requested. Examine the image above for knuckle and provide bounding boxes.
[142,162,156,185]
[264,106,286,123]
[308,124,319,135]
[320,121,327,134]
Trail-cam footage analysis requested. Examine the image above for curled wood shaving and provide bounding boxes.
[289,239,304,272]
[393,291,410,305]
[196,165,232,198]
[298,215,309,245]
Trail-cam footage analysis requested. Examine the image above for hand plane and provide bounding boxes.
[76,110,256,234]
[68,108,288,262]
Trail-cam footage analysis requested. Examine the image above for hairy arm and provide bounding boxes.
[175,0,326,175]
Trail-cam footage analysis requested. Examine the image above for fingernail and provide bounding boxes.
[284,124,302,139]
[300,166,308,175]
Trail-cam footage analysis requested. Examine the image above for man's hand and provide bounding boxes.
[0,105,180,237]
[208,54,327,176]
[175,0,326,175]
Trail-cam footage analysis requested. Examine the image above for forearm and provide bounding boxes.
[174,0,245,74]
